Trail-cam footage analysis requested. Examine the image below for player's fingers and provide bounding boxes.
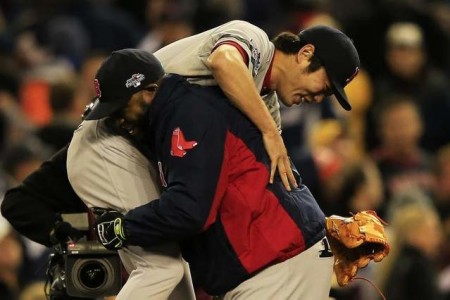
[278,162,291,191]
[284,155,297,188]
[269,159,276,184]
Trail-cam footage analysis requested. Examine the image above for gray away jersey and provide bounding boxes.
[154,20,281,130]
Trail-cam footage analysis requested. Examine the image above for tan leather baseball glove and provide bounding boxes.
[326,210,390,286]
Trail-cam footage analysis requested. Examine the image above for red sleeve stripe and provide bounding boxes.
[212,41,249,65]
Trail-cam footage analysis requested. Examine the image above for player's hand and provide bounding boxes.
[262,131,297,191]
[93,209,127,250]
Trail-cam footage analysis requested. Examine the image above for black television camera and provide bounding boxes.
[46,213,122,299]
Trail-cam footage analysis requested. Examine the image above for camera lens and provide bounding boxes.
[66,242,122,298]
[79,262,106,289]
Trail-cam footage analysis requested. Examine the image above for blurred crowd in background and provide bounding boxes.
[0,0,450,299]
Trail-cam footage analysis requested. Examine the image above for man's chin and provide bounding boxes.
[280,98,294,107]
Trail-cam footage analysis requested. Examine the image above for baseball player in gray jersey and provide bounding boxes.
[67,50,195,300]
[153,20,360,193]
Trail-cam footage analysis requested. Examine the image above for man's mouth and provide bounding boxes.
[293,95,304,105]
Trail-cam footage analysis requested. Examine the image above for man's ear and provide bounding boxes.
[298,44,315,62]
[142,83,159,102]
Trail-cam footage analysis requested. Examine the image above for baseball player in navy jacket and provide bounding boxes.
[89,49,334,299]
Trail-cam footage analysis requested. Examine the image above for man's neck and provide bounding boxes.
[267,50,290,92]
[261,51,276,95]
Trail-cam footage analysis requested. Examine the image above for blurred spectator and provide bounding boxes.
[193,0,243,32]
[0,68,35,149]
[335,0,449,80]
[371,96,435,218]
[327,159,383,217]
[18,281,47,300]
[385,22,425,80]
[15,29,76,127]
[27,0,143,67]
[137,0,194,53]
[386,187,435,223]
[0,215,23,300]
[1,140,52,285]
[435,144,450,222]
[73,50,108,117]
[0,107,7,155]
[309,119,360,184]
[366,22,450,153]
[2,139,49,189]
[434,144,450,281]
[428,1,450,75]
[377,204,443,300]
[35,81,78,152]
[333,68,374,158]
[280,100,333,205]
[302,119,361,212]
[297,10,342,30]
[45,15,90,70]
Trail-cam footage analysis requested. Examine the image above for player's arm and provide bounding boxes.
[1,146,87,246]
[121,106,227,248]
[206,44,297,190]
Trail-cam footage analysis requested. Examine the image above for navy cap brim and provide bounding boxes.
[331,77,352,111]
[84,97,129,120]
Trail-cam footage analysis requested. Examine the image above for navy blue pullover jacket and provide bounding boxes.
[124,74,326,294]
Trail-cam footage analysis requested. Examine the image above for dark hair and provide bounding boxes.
[272,32,323,73]
[272,32,303,54]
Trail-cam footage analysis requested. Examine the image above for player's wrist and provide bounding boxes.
[113,216,127,241]
[260,124,279,136]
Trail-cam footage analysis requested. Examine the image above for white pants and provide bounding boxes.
[117,244,196,300]
[222,237,334,300]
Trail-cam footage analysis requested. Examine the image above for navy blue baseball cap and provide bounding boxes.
[85,49,165,120]
[298,26,360,111]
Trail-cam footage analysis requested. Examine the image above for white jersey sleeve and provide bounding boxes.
[154,20,274,90]
[154,20,280,130]
[208,21,273,82]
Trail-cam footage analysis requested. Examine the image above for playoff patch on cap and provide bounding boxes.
[126,73,146,88]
